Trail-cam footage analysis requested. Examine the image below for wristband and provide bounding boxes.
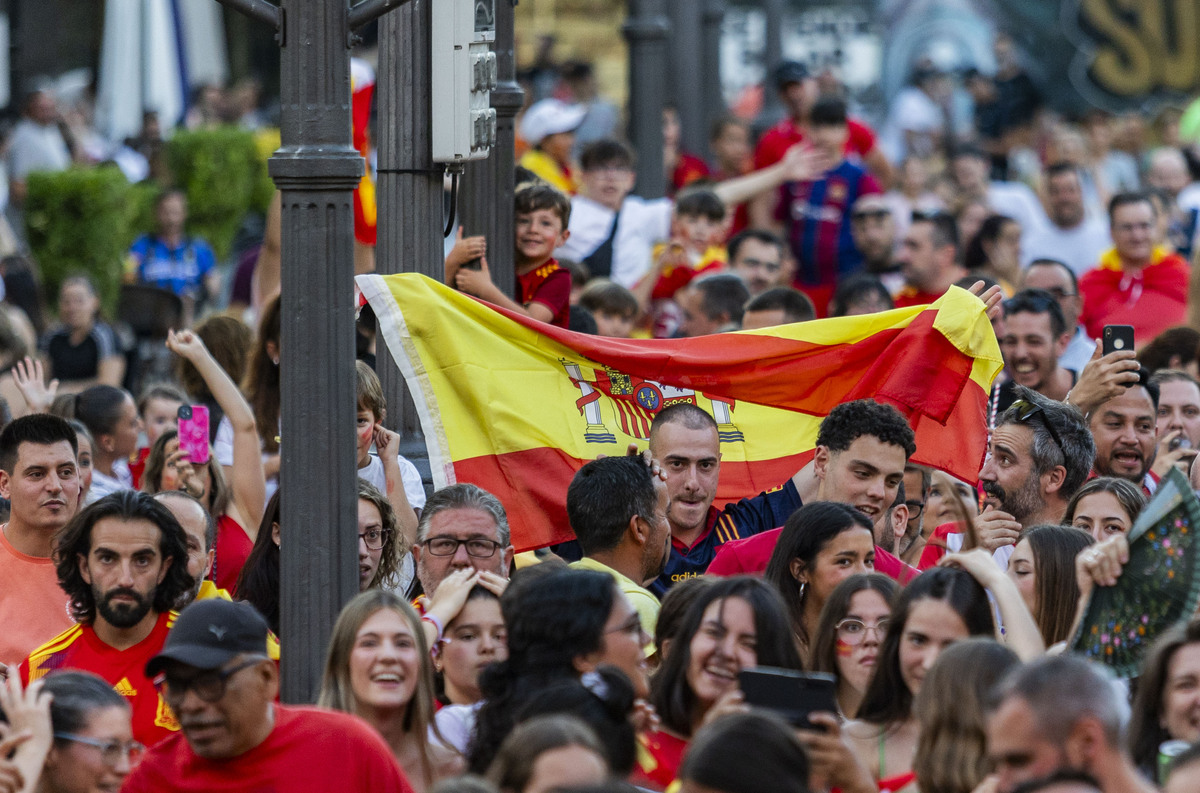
[422,613,445,644]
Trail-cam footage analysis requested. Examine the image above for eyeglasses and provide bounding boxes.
[905,500,925,517]
[54,733,144,766]
[606,612,647,640]
[835,618,890,645]
[153,657,266,703]
[851,209,890,221]
[1009,398,1065,458]
[423,537,503,558]
[358,528,393,550]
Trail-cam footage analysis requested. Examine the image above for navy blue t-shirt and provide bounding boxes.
[650,479,803,597]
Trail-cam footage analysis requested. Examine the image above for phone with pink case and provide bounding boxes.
[177,404,210,465]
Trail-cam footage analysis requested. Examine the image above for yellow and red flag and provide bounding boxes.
[358,274,1003,552]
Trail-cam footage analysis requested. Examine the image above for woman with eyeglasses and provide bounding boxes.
[0,671,140,793]
[357,478,405,592]
[763,502,877,662]
[810,573,899,719]
[319,590,462,792]
[844,567,996,791]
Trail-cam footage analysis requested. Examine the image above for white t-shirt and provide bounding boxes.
[986,181,1049,244]
[87,459,132,504]
[879,87,944,163]
[358,452,428,511]
[433,703,482,755]
[556,194,673,288]
[214,415,279,502]
[1021,216,1113,278]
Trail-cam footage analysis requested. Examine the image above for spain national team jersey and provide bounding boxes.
[20,612,180,748]
[650,479,803,597]
[516,259,572,328]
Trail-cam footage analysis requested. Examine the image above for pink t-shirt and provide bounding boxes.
[0,525,75,666]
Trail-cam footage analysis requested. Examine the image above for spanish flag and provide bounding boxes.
[358,274,1003,552]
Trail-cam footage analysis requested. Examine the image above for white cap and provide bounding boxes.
[520,98,587,146]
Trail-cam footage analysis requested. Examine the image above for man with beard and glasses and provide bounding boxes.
[19,490,193,747]
[975,386,1095,568]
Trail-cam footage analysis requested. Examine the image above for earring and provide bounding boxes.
[798,581,807,600]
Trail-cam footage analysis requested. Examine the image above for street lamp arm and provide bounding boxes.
[211,0,280,31]
[348,0,413,31]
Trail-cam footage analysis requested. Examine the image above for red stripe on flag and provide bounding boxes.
[470,300,976,425]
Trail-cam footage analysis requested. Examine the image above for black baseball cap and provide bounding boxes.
[774,60,810,89]
[146,599,270,676]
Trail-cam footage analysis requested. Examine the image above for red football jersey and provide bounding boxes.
[20,612,180,747]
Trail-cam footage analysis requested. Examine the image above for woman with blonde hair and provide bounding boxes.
[911,638,1020,793]
[319,589,462,791]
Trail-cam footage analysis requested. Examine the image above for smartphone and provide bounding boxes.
[177,404,210,466]
[1102,325,1135,355]
[738,667,838,729]
[1171,435,1193,452]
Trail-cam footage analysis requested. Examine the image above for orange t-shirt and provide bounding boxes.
[0,525,75,667]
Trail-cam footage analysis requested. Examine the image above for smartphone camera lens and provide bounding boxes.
[177,405,193,420]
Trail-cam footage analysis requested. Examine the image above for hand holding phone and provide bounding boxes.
[177,405,210,466]
[1102,325,1135,355]
[738,667,838,729]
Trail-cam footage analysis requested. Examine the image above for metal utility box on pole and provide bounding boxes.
[623,0,669,198]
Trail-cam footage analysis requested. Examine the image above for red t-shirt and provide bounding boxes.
[1079,251,1189,341]
[516,259,571,328]
[706,527,919,584]
[671,153,711,194]
[754,117,877,170]
[213,514,253,595]
[123,704,416,793]
[21,612,179,748]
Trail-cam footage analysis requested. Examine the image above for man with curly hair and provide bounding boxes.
[19,490,195,747]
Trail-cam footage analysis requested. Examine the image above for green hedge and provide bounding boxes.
[25,166,141,316]
[25,127,276,314]
[166,127,274,260]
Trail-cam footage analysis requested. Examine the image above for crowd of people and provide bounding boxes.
[6,25,1200,793]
